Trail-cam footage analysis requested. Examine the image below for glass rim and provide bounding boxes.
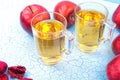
[31,11,67,34]
[74,1,109,22]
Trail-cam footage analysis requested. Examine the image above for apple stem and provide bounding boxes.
[29,6,34,14]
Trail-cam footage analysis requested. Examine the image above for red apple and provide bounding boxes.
[0,61,8,74]
[54,1,78,28]
[20,4,48,35]
[106,55,120,80]
[112,5,120,30]
[0,74,8,80]
[112,35,120,55]
[31,12,50,27]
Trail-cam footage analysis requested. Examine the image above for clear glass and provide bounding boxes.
[75,2,116,53]
[31,12,74,66]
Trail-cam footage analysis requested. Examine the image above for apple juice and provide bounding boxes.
[75,10,106,53]
[33,20,65,65]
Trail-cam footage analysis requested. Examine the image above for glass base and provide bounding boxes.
[77,43,99,53]
[40,56,62,66]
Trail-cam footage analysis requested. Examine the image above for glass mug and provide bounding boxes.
[75,2,116,53]
[31,12,74,66]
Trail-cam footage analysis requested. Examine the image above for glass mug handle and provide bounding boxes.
[104,20,116,42]
[64,30,74,54]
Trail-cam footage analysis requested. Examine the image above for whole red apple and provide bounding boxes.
[0,61,8,74]
[112,5,120,30]
[20,4,48,35]
[112,35,120,55]
[54,1,78,28]
[106,55,120,80]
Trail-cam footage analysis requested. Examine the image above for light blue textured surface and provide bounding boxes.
[105,0,120,4]
[0,0,119,80]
